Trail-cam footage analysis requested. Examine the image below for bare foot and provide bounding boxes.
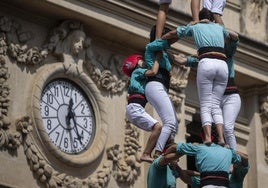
[139,154,154,163]
[203,141,212,146]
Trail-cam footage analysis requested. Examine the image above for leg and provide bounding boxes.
[191,0,201,21]
[202,124,212,144]
[140,122,162,162]
[156,2,170,39]
[215,123,225,145]
[145,81,178,154]
[126,103,161,162]
[197,59,214,136]
[211,59,228,144]
[222,94,241,149]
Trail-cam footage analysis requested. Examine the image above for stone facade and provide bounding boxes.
[0,0,267,188]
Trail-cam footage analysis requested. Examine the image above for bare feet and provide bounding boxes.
[140,155,154,163]
[203,141,212,146]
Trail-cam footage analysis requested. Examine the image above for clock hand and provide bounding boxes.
[68,98,83,145]
[66,98,74,128]
[71,112,83,145]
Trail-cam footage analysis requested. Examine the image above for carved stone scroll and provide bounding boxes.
[16,115,113,188]
[260,94,268,163]
[107,120,141,185]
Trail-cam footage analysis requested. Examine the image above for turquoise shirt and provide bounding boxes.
[229,163,250,188]
[144,39,172,71]
[147,156,177,188]
[225,38,239,78]
[186,38,239,79]
[190,164,250,188]
[128,67,147,94]
[177,22,229,49]
[176,142,241,173]
[190,176,201,188]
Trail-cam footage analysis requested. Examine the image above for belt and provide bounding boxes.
[201,171,229,187]
[127,93,147,107]
[128,93,145,100]
[198,46,227,61]
[198,51,227,61]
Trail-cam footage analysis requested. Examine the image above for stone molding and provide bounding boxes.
[260,91,268,163]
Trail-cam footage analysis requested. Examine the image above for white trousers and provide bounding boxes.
[126,103,158,131]
[203,0,226,15]
[159,0,172,4]
[221,93,241,149]
[197,58,228,127]
[145,81,178,152]
[203,186,227,188]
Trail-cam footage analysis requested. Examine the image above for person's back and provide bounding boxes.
[176,142,241,187]
[177,143,238,173]
[188,22,227,49]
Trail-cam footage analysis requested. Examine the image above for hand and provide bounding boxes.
[66,98,73,128]
[67,98,83,144]
[71,112,83,145]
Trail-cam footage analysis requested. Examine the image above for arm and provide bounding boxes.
[146,39,171,52]
[236,151,249,167]
[178,168,200,185]
[145,51,161,76]
[227,29,239,41]
[172,53,199,68]
[161,29,178,40]
[158,144,183,166]
[213,14,224,25]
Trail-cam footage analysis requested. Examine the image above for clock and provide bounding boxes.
[40,79,95,154]
[31,64,108,167]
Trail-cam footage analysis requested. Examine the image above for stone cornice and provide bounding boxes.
[2,0,267,87]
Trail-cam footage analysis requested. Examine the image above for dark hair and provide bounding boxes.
[199,8,214,22]
[149,25,171,42]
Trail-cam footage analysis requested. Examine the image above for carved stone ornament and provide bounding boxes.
[248,0,268,22]
[106,119,141,186]
[0,39,16,151]
[260,94,268,163]
[44,20,128,94]
[15,115,113,188]
[0,16,48,65]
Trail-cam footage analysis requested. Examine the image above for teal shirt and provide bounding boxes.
[145,39,172,71]
[229,164,250,188]
[177,22,229,49]
[186,56,199,68]
[128,67,147,94]
[186,38,239,78]
[190,164,250,188]
[191,176,201,188]
[176,143,241,173]
[225,38,239,78]
[147,156,177,188]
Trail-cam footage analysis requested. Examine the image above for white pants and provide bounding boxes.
[203,0,226,15]
[197,58,228,127]
[221,93,241,149]
[145,81,178,152]
[159,0,172,4]
[203,186,227,188]
[126,103,158,131]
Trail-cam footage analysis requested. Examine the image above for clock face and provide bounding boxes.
[40,79,95,154]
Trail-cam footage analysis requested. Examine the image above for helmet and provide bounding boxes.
[122,54,143,77]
